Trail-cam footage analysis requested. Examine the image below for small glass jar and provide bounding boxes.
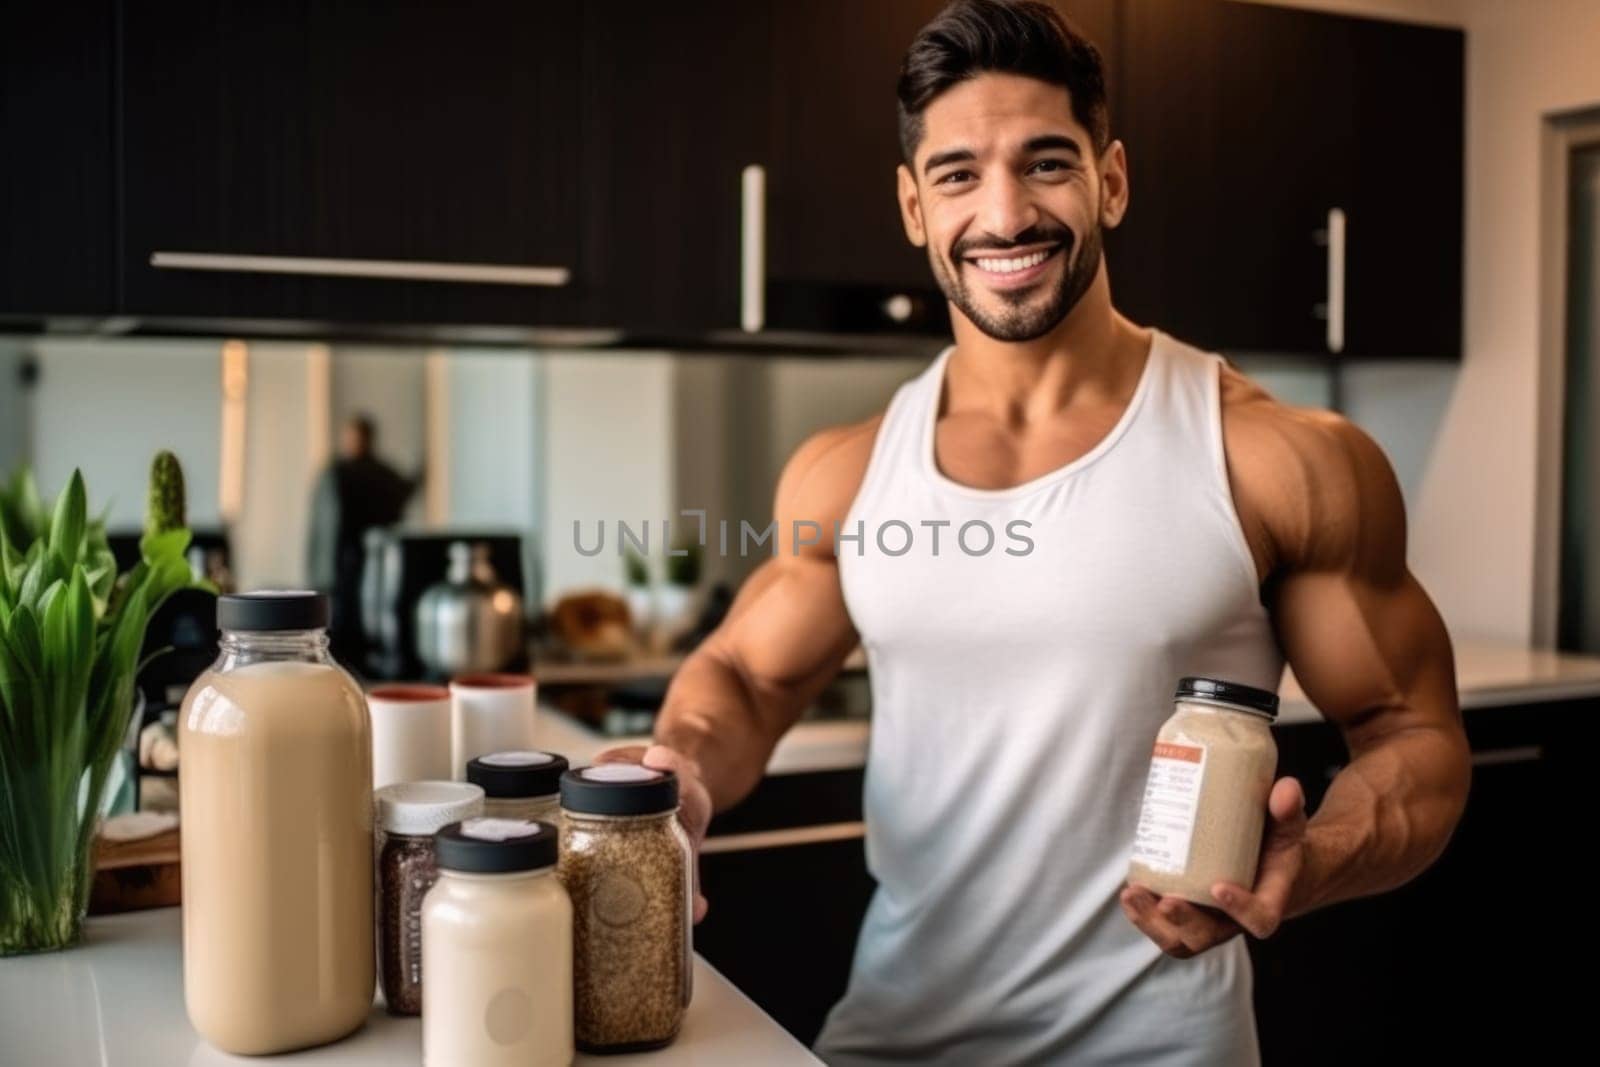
[1128,677,1280,906]
[422,819,573,1067]
[558,765,693,1053]
[467,750,569,822]
[374,781,485,1015]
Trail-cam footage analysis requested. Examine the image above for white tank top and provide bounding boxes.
[816,330,1284,1066]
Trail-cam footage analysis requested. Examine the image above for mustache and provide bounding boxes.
[952,225,1075,260]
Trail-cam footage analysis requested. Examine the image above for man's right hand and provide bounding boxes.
[593,743,712,923]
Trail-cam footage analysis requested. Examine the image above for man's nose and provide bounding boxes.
[975,173,1040,244]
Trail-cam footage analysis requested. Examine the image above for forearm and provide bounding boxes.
[651,644,790,813]
[1291,722,1470,917]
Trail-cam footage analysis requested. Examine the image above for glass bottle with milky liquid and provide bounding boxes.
[179,592,374,1055]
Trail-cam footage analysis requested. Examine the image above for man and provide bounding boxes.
[601,1,1469,1063]
[307,414,420,658]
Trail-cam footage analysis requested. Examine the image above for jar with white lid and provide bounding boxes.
[466,750,569,822]
[374,780,485,1015]
[422,818,573,1067]
[1128,677,1280,906]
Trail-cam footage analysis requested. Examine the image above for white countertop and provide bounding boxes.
[536,639,1600,775]
[0,908,820,1067]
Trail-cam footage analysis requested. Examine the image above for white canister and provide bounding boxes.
[449,674,538,780]
[368,684,453,789]
[423,819,573,1067]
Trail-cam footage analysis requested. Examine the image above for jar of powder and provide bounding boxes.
[557,765,693,1052]
[1128,677,1279,906]
[375,781,485,1015]
[467,750,569,822]
[423,819,573,1067]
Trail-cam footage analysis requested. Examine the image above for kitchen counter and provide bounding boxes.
[536,638,1600,774]
[0,907,821,1066]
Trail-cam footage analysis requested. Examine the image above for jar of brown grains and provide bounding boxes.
[374,780,485,1015]
[557,764,693,1053]
[466,750,569,822]
[1128,677,1279,907]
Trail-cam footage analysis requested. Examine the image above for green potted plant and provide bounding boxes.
[622,546,654,638]
[0,453,203,954]
[654,538,703,648]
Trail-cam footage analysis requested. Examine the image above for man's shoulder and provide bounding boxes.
[1218,363,1404,574]
[775,415,886,532]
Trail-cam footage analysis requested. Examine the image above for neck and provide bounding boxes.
[945,264,1150,423]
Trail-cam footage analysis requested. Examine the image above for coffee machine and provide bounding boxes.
[361,528,529,680]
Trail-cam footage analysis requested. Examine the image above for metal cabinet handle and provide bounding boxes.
[1470,745,1542,768]
[150,251,571,287]
[1323,208,1346,353]
[740,164,766,333]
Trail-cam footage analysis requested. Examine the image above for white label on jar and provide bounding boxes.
[1131,741,1208,875]
[479,751,555,767]
[460,817,540,841]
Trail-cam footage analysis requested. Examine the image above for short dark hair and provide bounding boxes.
[896,0,1110,165]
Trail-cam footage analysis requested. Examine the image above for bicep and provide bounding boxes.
[1266,418,1459,749]
[1273,567,1458,751]
[708,553,859,706]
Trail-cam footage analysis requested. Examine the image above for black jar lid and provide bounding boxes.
[218,591,329,632]
[559,765,679,816]
[467,751,569,799]
[434,818,558,873]
[1176,676,1280,719]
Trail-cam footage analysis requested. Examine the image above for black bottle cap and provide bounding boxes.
[559,765,679,816]
[1176,676,1280,719]
[467,751,570,798]
[217,591,330,632]
[434,818,558,873]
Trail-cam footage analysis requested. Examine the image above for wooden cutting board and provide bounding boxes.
[90,827,181,914]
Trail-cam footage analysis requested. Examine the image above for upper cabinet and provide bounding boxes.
[0,1,115,319]
[1112,0,1463,358]
[119,0,584,326]
[0,0,1464,357]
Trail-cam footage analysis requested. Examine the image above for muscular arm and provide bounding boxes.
[1235,402,1471,918]
[649,421,874,811]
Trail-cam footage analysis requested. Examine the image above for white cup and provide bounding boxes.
[368,684,454,789]
[449,673,539,780]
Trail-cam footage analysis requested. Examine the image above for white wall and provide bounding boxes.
[541,353,676,598]
[0,341,28,477]
[27,338,223,530]
[234,343,323,589]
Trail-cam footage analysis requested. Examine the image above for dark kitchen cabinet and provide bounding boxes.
[1112,0,1463,359]
[1254,702,1590,1064]
[0,0,115,319]
[577,1,771,335]
[694,768,873,1047]
[118,0,583,326]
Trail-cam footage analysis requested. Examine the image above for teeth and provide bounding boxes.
[973,248,1052,273]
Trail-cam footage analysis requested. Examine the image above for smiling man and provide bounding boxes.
[598,1,1470,1064]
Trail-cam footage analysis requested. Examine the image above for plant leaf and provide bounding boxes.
[47,470,88,566]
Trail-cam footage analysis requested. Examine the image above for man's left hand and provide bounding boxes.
[1120,777,1308,958]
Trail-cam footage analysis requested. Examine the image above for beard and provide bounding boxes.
[929,220,1103,343]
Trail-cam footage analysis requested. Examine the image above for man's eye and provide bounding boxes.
[1029,159,1071,175]
[935,170,975,186]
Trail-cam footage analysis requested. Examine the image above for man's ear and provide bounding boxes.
[1099,139,1129,230]
[897,164,927,248]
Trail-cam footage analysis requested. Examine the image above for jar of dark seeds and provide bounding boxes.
[375,780,485,1015]
[557,764,693,1052]
[467,750,569,822]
